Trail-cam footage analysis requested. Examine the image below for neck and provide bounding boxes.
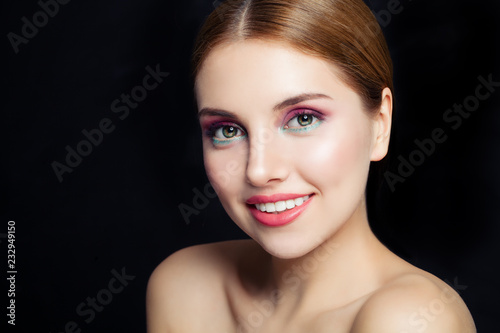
[268,201,387,311]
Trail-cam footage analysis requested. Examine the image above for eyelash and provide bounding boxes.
[206,122,246,146]
[205,109,323,146]
[282,110,323,133]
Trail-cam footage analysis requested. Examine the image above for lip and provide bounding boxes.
[247,194,313,227]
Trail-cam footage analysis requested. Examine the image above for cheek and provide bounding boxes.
[203,144,247,197]
[296,120,372,186]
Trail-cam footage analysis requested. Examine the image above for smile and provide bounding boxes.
[247,194,313,227]
[253,195,310,213]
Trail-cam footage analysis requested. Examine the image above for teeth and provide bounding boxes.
[265,202,276,212]
[294,197,304,206]
[254,195,309,213]
[275,201,287,212]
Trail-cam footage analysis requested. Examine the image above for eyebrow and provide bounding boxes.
[197,93,332,119]
[197,108,235,119]
[273,93,332,111]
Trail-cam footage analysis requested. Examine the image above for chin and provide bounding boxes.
[253,232,327,260]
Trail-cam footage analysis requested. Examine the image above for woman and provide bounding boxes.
[147,0,476,331]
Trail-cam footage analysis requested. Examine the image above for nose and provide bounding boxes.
[245,129,289,187]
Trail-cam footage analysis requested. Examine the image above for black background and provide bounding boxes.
[3,0,500,332]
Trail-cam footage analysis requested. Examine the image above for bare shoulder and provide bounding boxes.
[351,271,476,333]
[146,239,255,333]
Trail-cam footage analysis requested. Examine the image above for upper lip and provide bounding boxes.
[246,193,312,205]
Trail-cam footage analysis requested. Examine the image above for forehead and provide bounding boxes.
[194,40,359,111]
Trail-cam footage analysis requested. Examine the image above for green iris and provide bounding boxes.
[297,114,313,126]
[222,126,237,138]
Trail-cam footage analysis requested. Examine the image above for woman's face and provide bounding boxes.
[196,40,390,259]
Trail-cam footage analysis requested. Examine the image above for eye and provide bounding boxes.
[283,111,322,132]
[214,125,242,139]
[208,123,246,145]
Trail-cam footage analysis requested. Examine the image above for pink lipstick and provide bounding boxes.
[247,193,313,227]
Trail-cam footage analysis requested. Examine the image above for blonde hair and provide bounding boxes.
[192,0,393,114]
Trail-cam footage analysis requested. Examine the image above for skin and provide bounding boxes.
[146,40,476,332]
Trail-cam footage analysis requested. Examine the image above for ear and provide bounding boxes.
[370,87,392,161]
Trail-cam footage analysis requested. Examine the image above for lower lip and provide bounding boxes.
[248,196,313,227]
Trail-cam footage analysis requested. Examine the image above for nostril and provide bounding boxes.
[245,150,290,187]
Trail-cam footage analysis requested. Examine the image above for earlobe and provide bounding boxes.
[370,87,393,161]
